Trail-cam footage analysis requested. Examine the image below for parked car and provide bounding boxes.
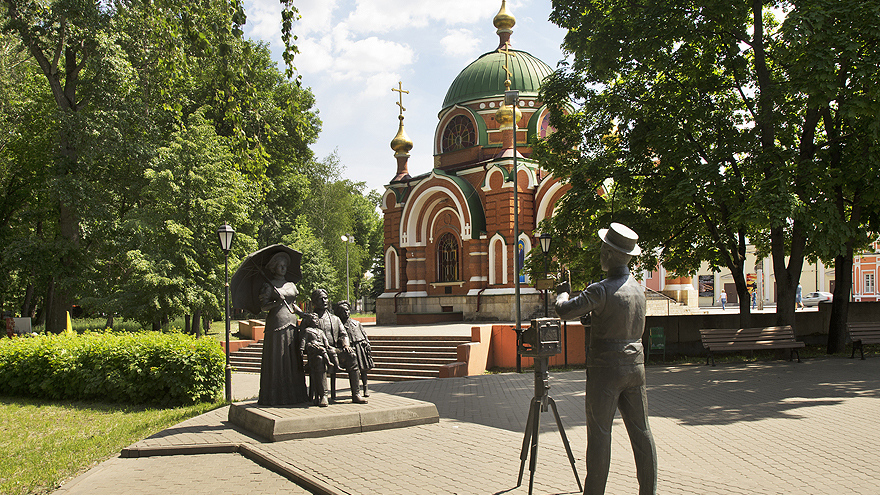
[802,291,833,306]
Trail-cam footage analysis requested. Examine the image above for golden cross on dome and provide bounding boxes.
[392,81,409,116]
[498,41,516,90]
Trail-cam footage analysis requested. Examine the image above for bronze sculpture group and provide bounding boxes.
[300,288,369,406]
[237,221,657,493]
[232,247,372,408]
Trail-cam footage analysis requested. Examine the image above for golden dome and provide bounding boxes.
[494,102,522,127]
[493,0,516,32]
[390,115,413,155]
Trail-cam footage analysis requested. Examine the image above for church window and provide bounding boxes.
[539,111,555,139]
[438,233,459,282]
[442,115,476,152]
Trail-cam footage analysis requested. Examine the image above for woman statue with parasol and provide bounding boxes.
[231,244,309,406]
[258,251,310,405]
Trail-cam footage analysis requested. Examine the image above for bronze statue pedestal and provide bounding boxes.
[228,392,438,442]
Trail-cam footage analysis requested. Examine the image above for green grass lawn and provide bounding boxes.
[0,397,222,495]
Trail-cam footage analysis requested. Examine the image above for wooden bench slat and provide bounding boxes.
[707,342,805,350]
[699,326,802,365]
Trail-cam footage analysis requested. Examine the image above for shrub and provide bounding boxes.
[0,332,224,406]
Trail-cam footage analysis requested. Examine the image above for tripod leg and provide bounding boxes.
[517,398,538,487]
[549,397,582,492]
[528,400,541,495]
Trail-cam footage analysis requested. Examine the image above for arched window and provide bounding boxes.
[437,233,459,282]
[441,115,476,152]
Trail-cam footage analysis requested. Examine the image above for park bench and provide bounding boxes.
[699,326,804,366]
[847,322,880,360]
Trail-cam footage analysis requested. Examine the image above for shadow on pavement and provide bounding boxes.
[369,357,880,432]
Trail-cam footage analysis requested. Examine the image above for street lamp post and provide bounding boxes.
[505,88,522,373]
[539,233,552,317]
[216,224,235,403]
[341,235,354,304]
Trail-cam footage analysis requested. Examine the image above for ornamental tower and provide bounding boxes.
[390,81,413,183]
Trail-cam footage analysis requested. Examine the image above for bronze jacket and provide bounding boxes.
[302,310,348,349]
[555,265,646,367]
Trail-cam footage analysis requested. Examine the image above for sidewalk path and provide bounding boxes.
[54,357,880,494]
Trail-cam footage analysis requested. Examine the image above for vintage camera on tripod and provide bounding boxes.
[517,318,562,357]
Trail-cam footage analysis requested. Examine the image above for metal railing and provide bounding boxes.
[644,286,679,316]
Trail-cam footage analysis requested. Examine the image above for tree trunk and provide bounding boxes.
[192,310,202,338]
[20,281,34,319]
[44,276,61,333]
[771,225,807,330]
[727,256,752,329]
[828,251,853,353]
[184,314,191,334]
[774,273,797,330]
[105,315,114,329]
[732,275,751,329]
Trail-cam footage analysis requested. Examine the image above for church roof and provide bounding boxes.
[441,49,553,111]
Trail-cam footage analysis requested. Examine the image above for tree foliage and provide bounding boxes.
[539,0,880,335]
[0,1,384,329]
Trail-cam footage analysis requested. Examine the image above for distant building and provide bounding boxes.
[646,238,880,307]
[853,240,880,302]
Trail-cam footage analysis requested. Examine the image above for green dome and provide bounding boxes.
[441,49,553,110]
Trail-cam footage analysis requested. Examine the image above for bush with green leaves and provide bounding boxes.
[0,332,224,406]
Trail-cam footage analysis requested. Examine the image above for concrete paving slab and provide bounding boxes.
[53,453,312,495]
[51,356,880,495]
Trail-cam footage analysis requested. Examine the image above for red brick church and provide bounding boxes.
[376,1,569,324]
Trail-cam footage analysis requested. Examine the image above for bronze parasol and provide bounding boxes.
[230,244,303,315]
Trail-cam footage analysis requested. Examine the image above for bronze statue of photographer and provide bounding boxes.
[555,222,657,495]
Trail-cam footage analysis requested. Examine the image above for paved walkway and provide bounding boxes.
[53,357,880,494]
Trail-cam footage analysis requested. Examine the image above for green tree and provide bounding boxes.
[541,0,880,333]
[110,109,256,328]
[283,217,339,303]
[538,1,768,326]
[780,2,880,351]
[0,0,255,332]
[0,1,321,330]
[296,153,381,306]
[1,0,111,331]
[0,31,56,319]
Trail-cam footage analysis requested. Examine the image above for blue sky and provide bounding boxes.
[241,0,567,193]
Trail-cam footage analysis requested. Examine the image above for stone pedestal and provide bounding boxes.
[228,393,439,442]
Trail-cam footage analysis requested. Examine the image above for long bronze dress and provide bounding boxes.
[257,281,308,405]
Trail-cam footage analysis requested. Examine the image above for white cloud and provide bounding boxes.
[242,0,284,48]
[296,37,335,74]
[440,28,481,58]
[243,0,341,46]
[361,72,405,99]
[336,37,415,77]
[241,0,562,192]
[346,0,499,34]
[299,29,415,78]
[294,0,339,36]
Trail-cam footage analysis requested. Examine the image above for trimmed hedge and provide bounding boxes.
[0,332,224,406]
